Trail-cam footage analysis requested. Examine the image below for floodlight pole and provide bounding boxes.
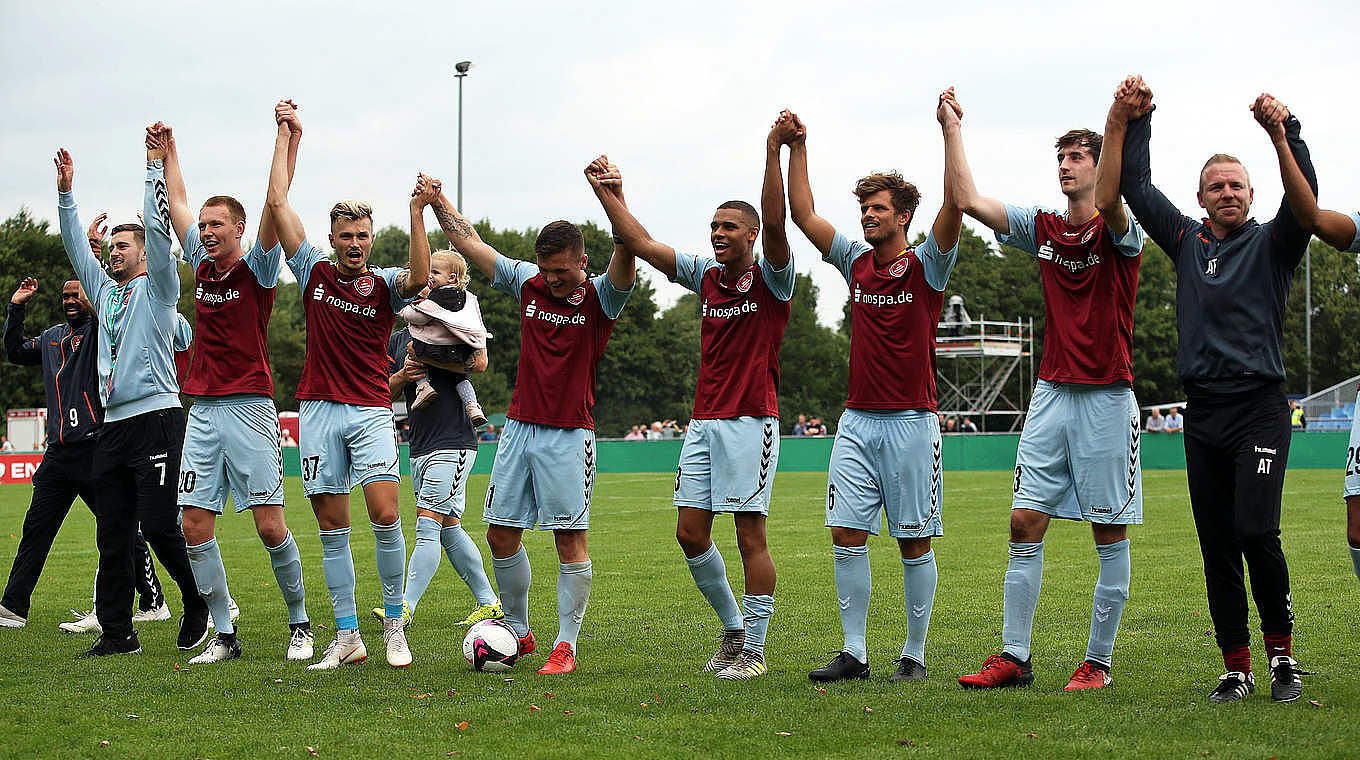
[454,61,473,212]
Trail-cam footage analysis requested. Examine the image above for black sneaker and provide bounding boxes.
[178,607,210,650]
[809,651,870,682]
[1269,656,1307,702]
[889,656,928,682]
[80,632,142,657]
[1208,671,1255,703]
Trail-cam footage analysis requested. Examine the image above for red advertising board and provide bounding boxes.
[0,454,43,484]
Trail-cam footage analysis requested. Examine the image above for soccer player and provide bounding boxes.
[55,142,209,657]
[949,87,1145,692]
[584,128,794,680]
[1107,76,1314,703]
[151,106,312,665]
[380,185,500,628]
[264,102,429,669]
[1257,116,1360,586]
[0,271,164,629]
[785,95,963,683]
[428,178,635,676]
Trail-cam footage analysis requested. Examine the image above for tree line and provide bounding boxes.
[3,208,1356,437]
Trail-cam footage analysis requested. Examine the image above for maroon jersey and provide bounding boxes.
[182,245,277,397]
[830,232,955,411]
[494,258,630,430]
[998,206,1142,385]
[289,241,408,407]
[675,254,793,419]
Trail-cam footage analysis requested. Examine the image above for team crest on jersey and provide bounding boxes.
[71,335,83,352]
[736,271,754,293]
[888,257,909,277]
[354,275,375,297]
[1081,225,1097,245]
[567,285,586,306]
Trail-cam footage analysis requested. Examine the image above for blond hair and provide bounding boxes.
[329,200,373,226]
[431,249,471,290]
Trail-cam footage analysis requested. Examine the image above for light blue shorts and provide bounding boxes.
[298,399,400,497]
[674,416,779,515]
[1011,380,1143,524]
[1345,388,1360,498]
[826,409,942,539]
[178,395,283,513]
[483,419,595,530]
[412,448,478,517]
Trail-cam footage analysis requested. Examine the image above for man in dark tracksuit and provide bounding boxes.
[1105,76,1312,704]
[0,276,165,628]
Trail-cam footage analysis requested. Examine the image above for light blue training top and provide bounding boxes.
[59,160,182,422]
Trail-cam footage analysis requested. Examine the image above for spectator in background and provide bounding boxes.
[661,420,681,439]
[961,417,979,433]
[943,416,958,434]
[0,436,13,452]
[279,428,298,447]
[648,421,664,440]
[804,417,827,437]
[1146,408,1165,433]
[1164,407,1184,434]
[623,425,646,441]
[1289,401,1305,430]
[479,425,498,443]
[792,414,808,436]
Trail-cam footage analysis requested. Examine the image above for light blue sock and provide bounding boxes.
[441,524,497,606]
[187,538,234,634]
[1087,539,1131,668]
[404,517,443,614]
[741,594,774,655]
[491,547,531,637]
[265,532,308,625]
[900,550,937,666]
[372,520,406,618]
[833,545,871,662]
[1350,545,1360,582]
[319,528,357,631]
[684,544,743,631]
[555,560,593,650]
[1002,541,1044,662]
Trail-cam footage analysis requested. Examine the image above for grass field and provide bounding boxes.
[0,469,1356,759]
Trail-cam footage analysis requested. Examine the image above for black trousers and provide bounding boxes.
[1183,383,1294,652]
[1,440,163,618]
[92,408,204,639]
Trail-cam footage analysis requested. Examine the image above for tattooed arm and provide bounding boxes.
[429,190,501,280]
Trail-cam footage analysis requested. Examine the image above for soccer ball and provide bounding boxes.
[462,619,519,672]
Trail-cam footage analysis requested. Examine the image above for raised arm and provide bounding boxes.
[403,175,437,298]
[429,191,500,281]
[143,129,179,304]
[585,155,676,280]
[1252,93,1321,255]
[154,123,196,247]
[4,278,42,366]
[940,89,1007,235]
[784,113,838,256]
[257,100,302,252]
[761,115,794,271]
[264,102,307,256]
[1094,77,1146,238]
[932,89,964,252]
[54,150,107,295]
[1115,78,1194,257]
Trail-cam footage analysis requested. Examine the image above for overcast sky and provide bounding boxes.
[5,0,1358,325]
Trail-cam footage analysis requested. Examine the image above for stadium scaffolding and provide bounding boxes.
[1298,373,1360,430]
[935,316,1034,432]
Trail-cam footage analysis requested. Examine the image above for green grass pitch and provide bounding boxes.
[0,470,1356,759]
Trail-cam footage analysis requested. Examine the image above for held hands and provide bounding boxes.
[937,87,962,129]
[54,149,73,192]
[584,155,623,200]
[768,109,805,148]
[275,99,302,137]
[11,277,37,306]
[1251,93,1290,141]
[1111,75,1153,122]
[411,173,442,208]
[144,123,168,160]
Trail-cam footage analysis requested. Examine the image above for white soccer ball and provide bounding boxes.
[462,619,519,672]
